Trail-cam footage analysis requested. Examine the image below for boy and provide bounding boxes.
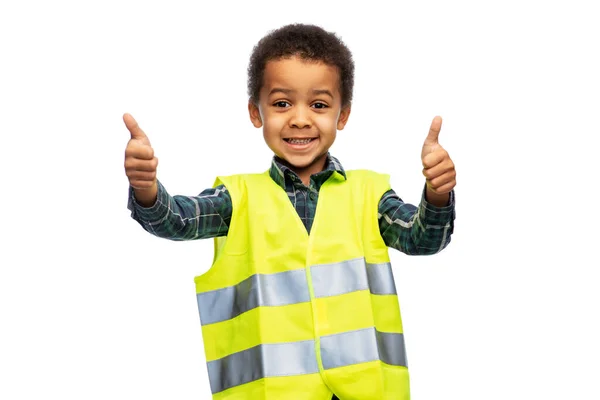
[126,24,455,400]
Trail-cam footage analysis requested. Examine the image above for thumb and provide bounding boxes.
[424,115,442,145]
[123,113,149,141]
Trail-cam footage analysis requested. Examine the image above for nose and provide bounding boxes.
[289,105,312,129]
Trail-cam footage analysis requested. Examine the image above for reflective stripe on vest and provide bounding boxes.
[197,258,396,326]
[207,339,319,394]
[207,329,407,394]
[320,328,407,369]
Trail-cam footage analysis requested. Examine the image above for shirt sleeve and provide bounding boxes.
[127,180,231,240]
[378,186,455,255]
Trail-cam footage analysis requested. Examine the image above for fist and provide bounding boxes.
[124,113,158,190]
[421,116,456,195]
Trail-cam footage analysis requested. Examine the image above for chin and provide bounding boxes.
[281,152,325,169]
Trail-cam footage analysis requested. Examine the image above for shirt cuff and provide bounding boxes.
[127,180,171,223]
[418,186,456,226]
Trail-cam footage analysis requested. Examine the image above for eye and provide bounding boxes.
[273,101,291,108]
[312,102,328,109]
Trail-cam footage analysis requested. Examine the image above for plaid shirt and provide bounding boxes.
[128,155,455,255]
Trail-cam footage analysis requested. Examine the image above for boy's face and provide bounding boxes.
[249,56,350,173]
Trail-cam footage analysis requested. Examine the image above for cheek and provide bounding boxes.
[262,113,285,131]
[262,118,285,142]
[315,114,338,133]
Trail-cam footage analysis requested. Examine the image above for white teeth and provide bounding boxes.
[288,138,312,144]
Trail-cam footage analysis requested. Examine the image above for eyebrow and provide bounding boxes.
[312,89,334,98]
[268,88,334,98]
[269,88,294,96]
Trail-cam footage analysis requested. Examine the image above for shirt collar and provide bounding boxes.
[269,153,347,190]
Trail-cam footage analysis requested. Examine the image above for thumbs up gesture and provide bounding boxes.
[124,113,158,205]
[421,116,456,205]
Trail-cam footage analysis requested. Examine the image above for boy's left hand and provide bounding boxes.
[421,116,456,206]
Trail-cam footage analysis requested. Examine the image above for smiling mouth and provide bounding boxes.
[284,138,316,145]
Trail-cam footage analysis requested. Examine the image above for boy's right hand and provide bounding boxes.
[124,113,159,207]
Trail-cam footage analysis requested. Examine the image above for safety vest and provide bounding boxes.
[194,170,410,400]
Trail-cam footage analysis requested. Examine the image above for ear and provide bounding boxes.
[337,105,351,130]
[248,101,263,128]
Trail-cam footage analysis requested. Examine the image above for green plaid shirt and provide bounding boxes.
[128,155,455,255]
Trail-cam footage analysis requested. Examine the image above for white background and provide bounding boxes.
[1,0,599,399]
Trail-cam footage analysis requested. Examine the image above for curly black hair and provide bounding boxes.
[247,23,354,107]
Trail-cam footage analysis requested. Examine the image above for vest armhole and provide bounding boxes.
[347,169,392,255]
[212,175,243,263]
[210,172,271,263]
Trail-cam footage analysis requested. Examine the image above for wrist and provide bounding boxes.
[133,182,158,207]
[425,186,450,207]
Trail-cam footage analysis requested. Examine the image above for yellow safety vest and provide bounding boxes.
[194,170,410,400]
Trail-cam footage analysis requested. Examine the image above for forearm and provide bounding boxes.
[379,187,455,255]
[128,180,231,240]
